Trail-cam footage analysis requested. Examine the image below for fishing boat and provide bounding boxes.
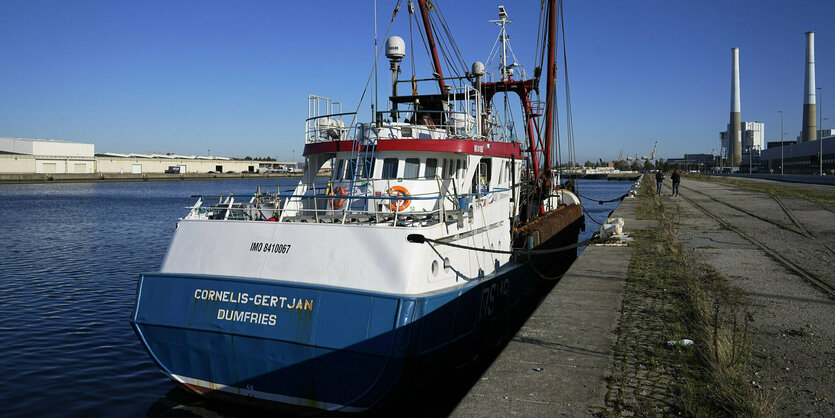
[131,0,584,412]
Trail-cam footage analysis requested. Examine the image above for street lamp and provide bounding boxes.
[818,87,823,176]
[779,110,784,175]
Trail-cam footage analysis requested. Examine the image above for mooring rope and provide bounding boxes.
[406,234,601,255]
[530,262,566,281]
[578,192,629,204]
[582,204,606,226]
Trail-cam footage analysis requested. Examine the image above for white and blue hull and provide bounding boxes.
[130,172,585,410]
[132,256,537,412]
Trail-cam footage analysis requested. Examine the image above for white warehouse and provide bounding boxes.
[0,137,278,174]
[0,137,96,174]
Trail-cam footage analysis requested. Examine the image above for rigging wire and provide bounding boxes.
[552,0,560,172]
[374,0,378,120]
[430,18,460,80]
[560,0,577,188]
[485,32,502,70]
[428,12,462,82]
[345,0,402,141]
[408,0,416,83]
[534,0,546,73]
[412,11,434,88]
[432,0,469,74]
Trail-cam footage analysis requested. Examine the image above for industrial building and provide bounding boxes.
[0,137,96,174]
[796,129,835,142]
[760,135,834,175]
[720,121,764,156]
[665,153,718,171]
[716,29,826,170]
[0,137,290,174]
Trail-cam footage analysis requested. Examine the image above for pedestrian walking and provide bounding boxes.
[671,170,681,196]
[655,170,664,195]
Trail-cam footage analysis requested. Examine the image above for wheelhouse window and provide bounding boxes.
[361,156,374,178]
[424,158,437,179]
[334,159,344,180]
[456,159,462,179]
[347,159,357,179]
[382,158,399,179]
[346,157,374,179]
[472,158,491,194]
[404,158,420,179]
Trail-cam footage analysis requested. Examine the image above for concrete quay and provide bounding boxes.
[671,177,834,416]
[451,175,835,416]
[451,191,648,416]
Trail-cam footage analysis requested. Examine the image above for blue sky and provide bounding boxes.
[1,0,833,163]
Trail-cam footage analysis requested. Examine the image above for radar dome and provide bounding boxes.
[471,61,485,77]
[386,36,406,60]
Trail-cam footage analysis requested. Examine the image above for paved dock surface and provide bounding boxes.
[452,175,834,416]
[671,177,834,416]
[451,196,643,416]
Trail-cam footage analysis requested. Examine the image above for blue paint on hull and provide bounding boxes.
[131,264,536,412]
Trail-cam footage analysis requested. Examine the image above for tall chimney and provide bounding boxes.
[802,31,817,142]
[729,47,742,166]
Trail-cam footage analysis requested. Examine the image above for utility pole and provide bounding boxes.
[818,87,823,175]
[779,110,784,175]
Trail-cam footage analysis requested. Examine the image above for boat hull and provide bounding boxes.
[131,263,539,412]
[515,203,585,278]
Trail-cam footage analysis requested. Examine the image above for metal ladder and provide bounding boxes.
[344,123,378,214]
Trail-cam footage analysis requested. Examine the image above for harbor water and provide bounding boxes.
[0,178,632,416]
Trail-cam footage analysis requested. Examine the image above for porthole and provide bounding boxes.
[431,260,439,276]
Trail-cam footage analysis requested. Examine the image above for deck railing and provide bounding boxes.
[183,180,514,227]
[305,87,526,144]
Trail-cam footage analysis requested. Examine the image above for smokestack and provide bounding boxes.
[802,31,817,142]
[729,47,742,166]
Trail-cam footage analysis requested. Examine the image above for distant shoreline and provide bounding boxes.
[0,172,307,185]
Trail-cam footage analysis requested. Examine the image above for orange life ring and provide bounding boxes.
[387,186,411,212]
[330,186,346,209]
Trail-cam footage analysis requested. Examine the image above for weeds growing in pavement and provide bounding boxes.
[632,175,776,417]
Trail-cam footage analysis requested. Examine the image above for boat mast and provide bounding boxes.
[543,0,557,178]
[416,0,447,94]
[497,7,509,81]
[481,7,541,182]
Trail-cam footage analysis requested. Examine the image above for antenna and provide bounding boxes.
[386,36,406,120]
[490,6,513,81]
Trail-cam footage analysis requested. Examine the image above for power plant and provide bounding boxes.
[716,31,831,175]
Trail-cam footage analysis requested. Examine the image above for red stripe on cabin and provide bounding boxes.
[303,139,523,158]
